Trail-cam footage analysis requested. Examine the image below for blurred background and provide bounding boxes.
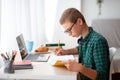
[0,0,120,52]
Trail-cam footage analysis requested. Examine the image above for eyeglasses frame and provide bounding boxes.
[64,23,75,33]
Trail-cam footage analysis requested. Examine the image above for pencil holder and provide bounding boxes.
[4,60,14,73]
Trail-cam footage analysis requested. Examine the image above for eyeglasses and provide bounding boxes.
[64,23,75,33]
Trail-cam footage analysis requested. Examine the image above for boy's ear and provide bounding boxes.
[77,18,83,26]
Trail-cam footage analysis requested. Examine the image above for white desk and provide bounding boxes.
[0,53,77,80]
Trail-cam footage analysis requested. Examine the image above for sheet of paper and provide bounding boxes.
[48,55,74,66]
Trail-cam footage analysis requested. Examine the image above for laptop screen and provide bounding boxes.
[16,34,28,59]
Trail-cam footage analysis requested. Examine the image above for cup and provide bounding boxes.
[25,41,34,52]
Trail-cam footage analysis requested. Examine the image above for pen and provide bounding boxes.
[6,52,10,60]
[0,53,7,60]
[57,40,61,50]
[12,50,14,57]
[11,51,17,61]
[8,51,11,59]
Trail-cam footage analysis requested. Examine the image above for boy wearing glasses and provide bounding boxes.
[54,8,110,80]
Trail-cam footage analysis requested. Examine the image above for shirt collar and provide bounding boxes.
[83,27,94,42]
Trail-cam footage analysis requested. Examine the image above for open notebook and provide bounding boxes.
[48,55,74,66]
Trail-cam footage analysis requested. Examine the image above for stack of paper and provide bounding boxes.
[48,55,74,66]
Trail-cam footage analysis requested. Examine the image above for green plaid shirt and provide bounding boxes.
[77,27,110,80]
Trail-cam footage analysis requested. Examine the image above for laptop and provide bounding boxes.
[16,34,50,62]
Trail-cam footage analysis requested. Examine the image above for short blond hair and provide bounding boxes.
[60,8,86,24]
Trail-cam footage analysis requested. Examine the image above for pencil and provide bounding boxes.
[6,52,10,60]
[11,51,17,61]
[8,51,11,59]
[0,53,7,60]
[58,40,60,47]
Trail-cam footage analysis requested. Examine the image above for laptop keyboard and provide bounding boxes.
[24,54,50,62]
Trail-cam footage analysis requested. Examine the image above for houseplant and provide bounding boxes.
[97,0,103,15]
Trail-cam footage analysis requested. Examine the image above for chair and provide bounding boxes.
[109,47,117,62]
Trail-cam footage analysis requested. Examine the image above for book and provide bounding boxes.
[13,60,33,70]
[46,43,65,47]
[48,55,74,66]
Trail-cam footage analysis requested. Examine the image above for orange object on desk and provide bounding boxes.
[34,45,49,52]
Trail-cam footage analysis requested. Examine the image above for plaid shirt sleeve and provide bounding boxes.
[93,38,110,80]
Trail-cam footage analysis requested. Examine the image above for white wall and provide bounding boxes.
[82,0,120,26]
[52,0,81,49]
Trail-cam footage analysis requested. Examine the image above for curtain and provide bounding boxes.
[44,0,58,42]
[0,0,47,52]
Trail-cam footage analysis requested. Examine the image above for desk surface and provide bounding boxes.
[0,53,77,80]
